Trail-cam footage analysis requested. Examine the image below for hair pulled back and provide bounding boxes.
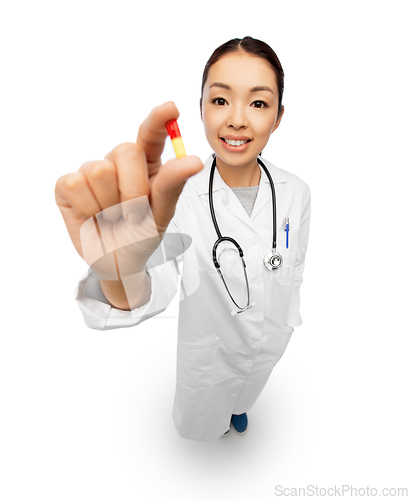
[200,36,285,120]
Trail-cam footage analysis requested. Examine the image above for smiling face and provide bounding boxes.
[201,50,284,177]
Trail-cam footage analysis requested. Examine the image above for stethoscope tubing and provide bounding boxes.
[209,155,278,254]
[209,155,280,314]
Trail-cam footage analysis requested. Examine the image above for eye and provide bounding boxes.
[251,100,268,109]
[212,97,228,106]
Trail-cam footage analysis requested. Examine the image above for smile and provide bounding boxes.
[222,138,250,146]
[220,137,252,152]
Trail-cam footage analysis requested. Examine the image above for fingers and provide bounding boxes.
[55,102,200,266]
[55,170,103,218]
[57,102,184,222]
[81,159,120,207]
[136,101,180,169]
[56,140,149,226]
[150,155,203,235]
[104,142,149,222]
[77,159,121,222]
[55,170,104,258]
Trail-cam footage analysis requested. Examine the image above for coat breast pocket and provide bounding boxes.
[273,228,300,286]
[176,337,221,388]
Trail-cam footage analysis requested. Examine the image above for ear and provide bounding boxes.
[271,105,285,134]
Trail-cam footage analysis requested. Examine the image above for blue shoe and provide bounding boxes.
[221,424,231,437]
[231,413,248,435]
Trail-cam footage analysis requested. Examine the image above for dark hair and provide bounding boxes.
[200,36,284,120]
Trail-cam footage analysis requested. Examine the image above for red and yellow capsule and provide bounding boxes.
[165,119,186,158]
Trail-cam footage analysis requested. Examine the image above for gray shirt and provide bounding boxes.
[230,185,259,217]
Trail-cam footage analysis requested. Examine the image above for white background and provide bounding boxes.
[1,0,408,498]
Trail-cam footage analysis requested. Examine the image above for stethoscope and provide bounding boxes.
[209,155,283,316]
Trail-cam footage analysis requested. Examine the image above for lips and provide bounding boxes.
[220,136,252,152]
[221,135,252,142]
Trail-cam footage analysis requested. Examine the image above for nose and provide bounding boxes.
[227,104,248,129]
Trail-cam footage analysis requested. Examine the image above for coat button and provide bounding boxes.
[253,277,262,286]
[253,341,261,349]
[252,312,263,321]
[245,360,253,366]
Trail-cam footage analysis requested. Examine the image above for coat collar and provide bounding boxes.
[194,154,287,231]
[196,154,287,196]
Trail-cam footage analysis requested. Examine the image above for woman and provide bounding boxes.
[55,36,311,441]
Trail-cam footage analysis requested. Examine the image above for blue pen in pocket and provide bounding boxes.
[285,218,290,248]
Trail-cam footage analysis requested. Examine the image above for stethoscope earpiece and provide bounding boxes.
[209,157,282,316]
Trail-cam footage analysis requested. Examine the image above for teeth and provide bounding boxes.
[224,139,248,146]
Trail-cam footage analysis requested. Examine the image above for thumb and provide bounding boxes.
[150,155,203,235]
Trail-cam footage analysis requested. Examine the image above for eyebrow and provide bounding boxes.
[209,82,275,95]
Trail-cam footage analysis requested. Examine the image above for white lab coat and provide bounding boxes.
[75,154,311,441]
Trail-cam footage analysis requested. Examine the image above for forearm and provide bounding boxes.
[99,271,152,311]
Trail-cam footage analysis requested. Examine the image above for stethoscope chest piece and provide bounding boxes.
[263,250,283,270]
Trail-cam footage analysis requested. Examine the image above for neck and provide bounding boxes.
[216,157,261,188]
